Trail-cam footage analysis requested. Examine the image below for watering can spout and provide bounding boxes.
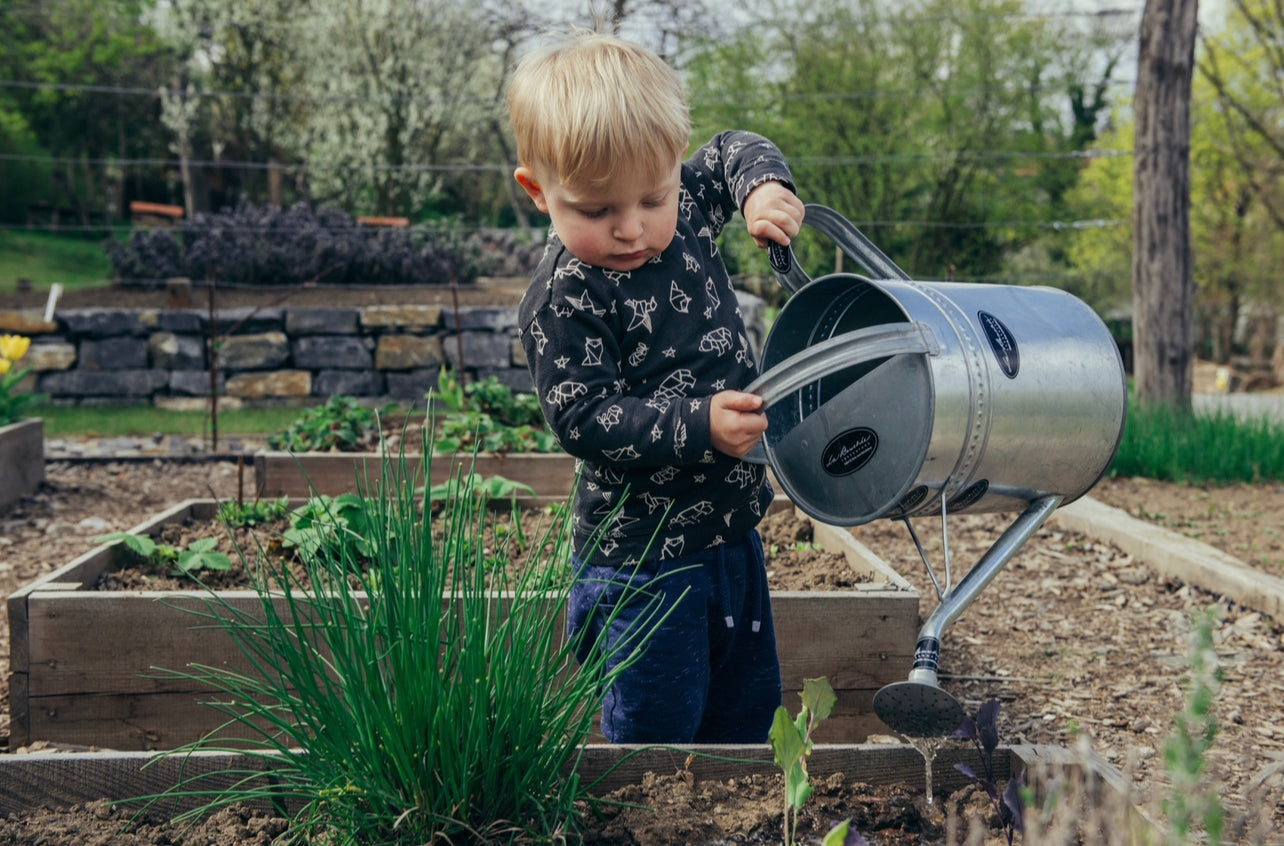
[872,495,1062,737]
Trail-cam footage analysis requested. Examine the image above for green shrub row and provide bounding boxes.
[1109,398,1284,484]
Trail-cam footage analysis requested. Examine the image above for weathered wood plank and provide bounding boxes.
[12,497,920,749]
[25,591,274,697]
[572,743,1016,793]
[0,744,1055,815]
[772,591,916,688]
[8,670,30,749]
[18,688,890,752]
[781,688,898,743]
[253,451,580,498]
[0,418,44,509]
[21,690,280,750]
[25,590,912,696]
[1053,495,1284,620]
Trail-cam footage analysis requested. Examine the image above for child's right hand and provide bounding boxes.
[710,390,768,459]
[743,182,805,249]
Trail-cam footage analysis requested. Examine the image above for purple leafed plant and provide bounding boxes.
[955,699,1025,845]
[105,198,493,288]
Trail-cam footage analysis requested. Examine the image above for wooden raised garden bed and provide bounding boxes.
[0,742,1134,823]
[254,450,578,498]
[0,418,43,510]
[7,496,919,751]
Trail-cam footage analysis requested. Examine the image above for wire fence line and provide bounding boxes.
[0,73,1141,105]
[0,148,1131,174]
[0,217,1129,237]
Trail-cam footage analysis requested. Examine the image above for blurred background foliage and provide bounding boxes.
[0,0,1281,363]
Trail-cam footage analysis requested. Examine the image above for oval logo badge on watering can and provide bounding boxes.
[978,311,1020,379]
[822,427,878,476]
[894,484,929,516]
[947,479,989,510]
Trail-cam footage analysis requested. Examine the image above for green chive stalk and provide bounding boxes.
[146,432,665,844]
[1110,398,1284,484]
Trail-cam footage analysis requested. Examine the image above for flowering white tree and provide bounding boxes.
[150,0,314,209]
[299,0,508,216]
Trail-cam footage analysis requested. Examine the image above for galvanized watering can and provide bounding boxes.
[744,205,1128,736]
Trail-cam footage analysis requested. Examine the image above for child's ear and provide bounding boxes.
[514,167,549,214]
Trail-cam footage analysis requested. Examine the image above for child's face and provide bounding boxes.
[515,159,682,273]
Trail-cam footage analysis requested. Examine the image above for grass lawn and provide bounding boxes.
[0,231,115,292]
[38,404,307,439]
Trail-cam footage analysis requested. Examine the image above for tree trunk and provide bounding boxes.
[1132,0,1199,410]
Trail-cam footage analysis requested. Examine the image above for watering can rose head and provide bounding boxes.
[0,334,45,426]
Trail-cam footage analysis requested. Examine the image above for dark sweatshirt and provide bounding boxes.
[517,131,794,565]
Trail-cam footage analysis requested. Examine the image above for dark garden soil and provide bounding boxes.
[0,282,1280,844]
[0,778,991,846]
[88,502,858,594]
[2,459,1283,843]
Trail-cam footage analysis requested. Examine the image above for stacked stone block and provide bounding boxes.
[22,303,528,409]
[15,291,764,408]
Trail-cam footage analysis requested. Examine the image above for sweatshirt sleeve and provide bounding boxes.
[683,131,796,241]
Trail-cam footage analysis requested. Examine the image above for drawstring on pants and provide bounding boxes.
[747,553,763,632]
[716,544,735,628]
[714,540,765,632]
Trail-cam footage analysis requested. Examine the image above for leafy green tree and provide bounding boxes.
[0,98,47,224]
[1198,0,1284,364]
[1,0,175,225]
[1067,2,1284,372]
[683,0,1128,284]
[1062,122,1134,315]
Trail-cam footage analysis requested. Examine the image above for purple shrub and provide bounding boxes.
[105,198,493,287]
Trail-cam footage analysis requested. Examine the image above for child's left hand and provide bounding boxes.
[743,183,805,249]
[710,390,768,459]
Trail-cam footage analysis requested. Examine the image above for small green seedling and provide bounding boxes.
[265,395,390,452]
[769,676,841,846]
[821,819,868,846]
[428,368,559,454]
[174,538,233,574]
[283,494,384,561]
[218,496,290,528]
[96,532,232,576]
[425,472,534,505]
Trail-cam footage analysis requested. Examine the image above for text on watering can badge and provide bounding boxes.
[978,310,1020,379]
[821,427,879,476]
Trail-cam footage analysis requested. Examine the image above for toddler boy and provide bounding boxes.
[508,29,804,743]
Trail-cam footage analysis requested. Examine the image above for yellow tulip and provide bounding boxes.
[0,334,31,362]
[0,358,10,376]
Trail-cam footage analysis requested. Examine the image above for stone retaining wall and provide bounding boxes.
[15,293,767,409]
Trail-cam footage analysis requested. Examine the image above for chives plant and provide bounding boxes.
[1109,399,1284,484]
[148,438,666,844]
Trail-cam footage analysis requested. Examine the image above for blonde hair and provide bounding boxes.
[507,30,690,190]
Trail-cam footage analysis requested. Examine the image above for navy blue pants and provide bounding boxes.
[567,530,782,744]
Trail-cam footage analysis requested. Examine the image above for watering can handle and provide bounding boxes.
[744,322,937,411]
[769,204,912,294]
